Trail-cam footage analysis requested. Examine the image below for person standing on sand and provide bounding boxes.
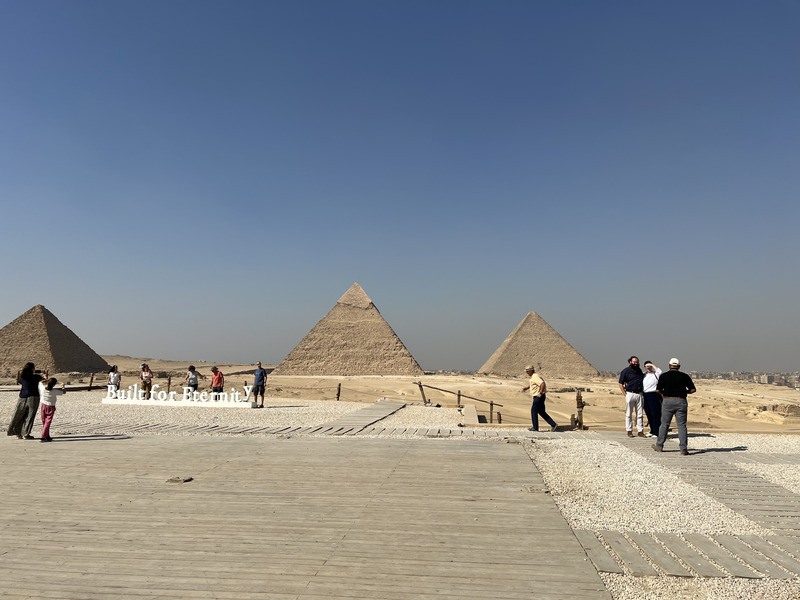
[107,365,121,393]
[652,358,696,456]
[185,365,205,391]
[252,362,267,408]
[642,361,662,438]
[618,356,645,437]
[522,365,558,432]
[139,363,154,399]
[210,367,224,401]
[7,362,44,439]
[38,377,66,442]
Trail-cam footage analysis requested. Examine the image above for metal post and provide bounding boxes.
[457,390,461,408]
[167,376,171,394]
[88,374,94,391]
[336,383,341,401]
[489,401,494,424]
[497,412,502,424]
[576,390,585,430]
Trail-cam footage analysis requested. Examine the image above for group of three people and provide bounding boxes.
[6,362,66,442]
[619,356,696,455]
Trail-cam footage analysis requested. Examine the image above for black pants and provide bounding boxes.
[643,391,662,435]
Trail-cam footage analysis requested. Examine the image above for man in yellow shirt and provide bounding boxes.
[522,365,558,432]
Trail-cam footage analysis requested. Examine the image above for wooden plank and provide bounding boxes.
[738,535,800,576]
[462,404,479,426]
[572,530,623,574]
[626,532,692,577]
[599,531,657,576]
[713,535,793,579]
[682,534,761,578]
[771,535,800,556]
[656,533,726,577]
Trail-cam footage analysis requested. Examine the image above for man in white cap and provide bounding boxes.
[521,365,558,432]
[652,358,696,455]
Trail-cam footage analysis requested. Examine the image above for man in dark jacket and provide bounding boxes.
[652,358,696,455]
[618,356,645,437]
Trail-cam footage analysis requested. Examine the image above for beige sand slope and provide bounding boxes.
[0,305,109,377]
[478,312,599,379]
[272,283,423,376]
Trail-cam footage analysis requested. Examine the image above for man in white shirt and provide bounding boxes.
[642,361,662,438]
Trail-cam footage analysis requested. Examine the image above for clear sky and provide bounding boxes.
[1,0,798,373]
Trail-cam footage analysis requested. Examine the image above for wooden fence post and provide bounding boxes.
[336,383,341,401]
[417,382,428,405]
[167,376,171,394]
[88,374,94,391]
[489,401,494,424]
[576,390,585,430]
[457,390,461,408]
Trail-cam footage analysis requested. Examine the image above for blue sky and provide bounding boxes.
[1,0,798,373]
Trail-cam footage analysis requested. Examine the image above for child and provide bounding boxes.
[107,365,122,392]
[39,377,66,442]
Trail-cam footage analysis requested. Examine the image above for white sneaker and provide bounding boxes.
[645,433,655,438]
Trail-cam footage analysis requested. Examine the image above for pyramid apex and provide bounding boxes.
[337,283,373,309]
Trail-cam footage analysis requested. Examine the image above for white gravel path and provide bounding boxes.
[525,433,800,600]
[523,436,770,535]
[601,572,800,600]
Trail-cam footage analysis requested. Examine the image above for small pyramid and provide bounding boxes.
[478,312,598,379]
[0,305,110,376]
[272,283,423,376]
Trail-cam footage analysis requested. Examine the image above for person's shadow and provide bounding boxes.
[691,445,748,454]
[48,434,132,442]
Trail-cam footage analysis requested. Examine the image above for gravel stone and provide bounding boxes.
[523,436,770,535]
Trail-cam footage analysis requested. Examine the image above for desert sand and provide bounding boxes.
[83,355,800,434]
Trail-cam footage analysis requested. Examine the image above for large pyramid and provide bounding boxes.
[477,312,598,379]
[272,283,424,376]
[0,305,110,376]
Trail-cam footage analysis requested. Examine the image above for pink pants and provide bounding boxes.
[40,404,56,440]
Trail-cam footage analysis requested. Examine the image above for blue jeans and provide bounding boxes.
[531,395,557,431]
[656,397,688,451]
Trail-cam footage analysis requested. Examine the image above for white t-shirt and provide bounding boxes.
[109,371,121,386]
[643,368,662,393]
[38,382,64,407]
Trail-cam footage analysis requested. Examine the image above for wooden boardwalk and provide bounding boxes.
[0,435,610,599]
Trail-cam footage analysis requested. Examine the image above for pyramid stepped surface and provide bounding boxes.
[0,305,109,376]
[478,312,598,379]
[273,283,423,376]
